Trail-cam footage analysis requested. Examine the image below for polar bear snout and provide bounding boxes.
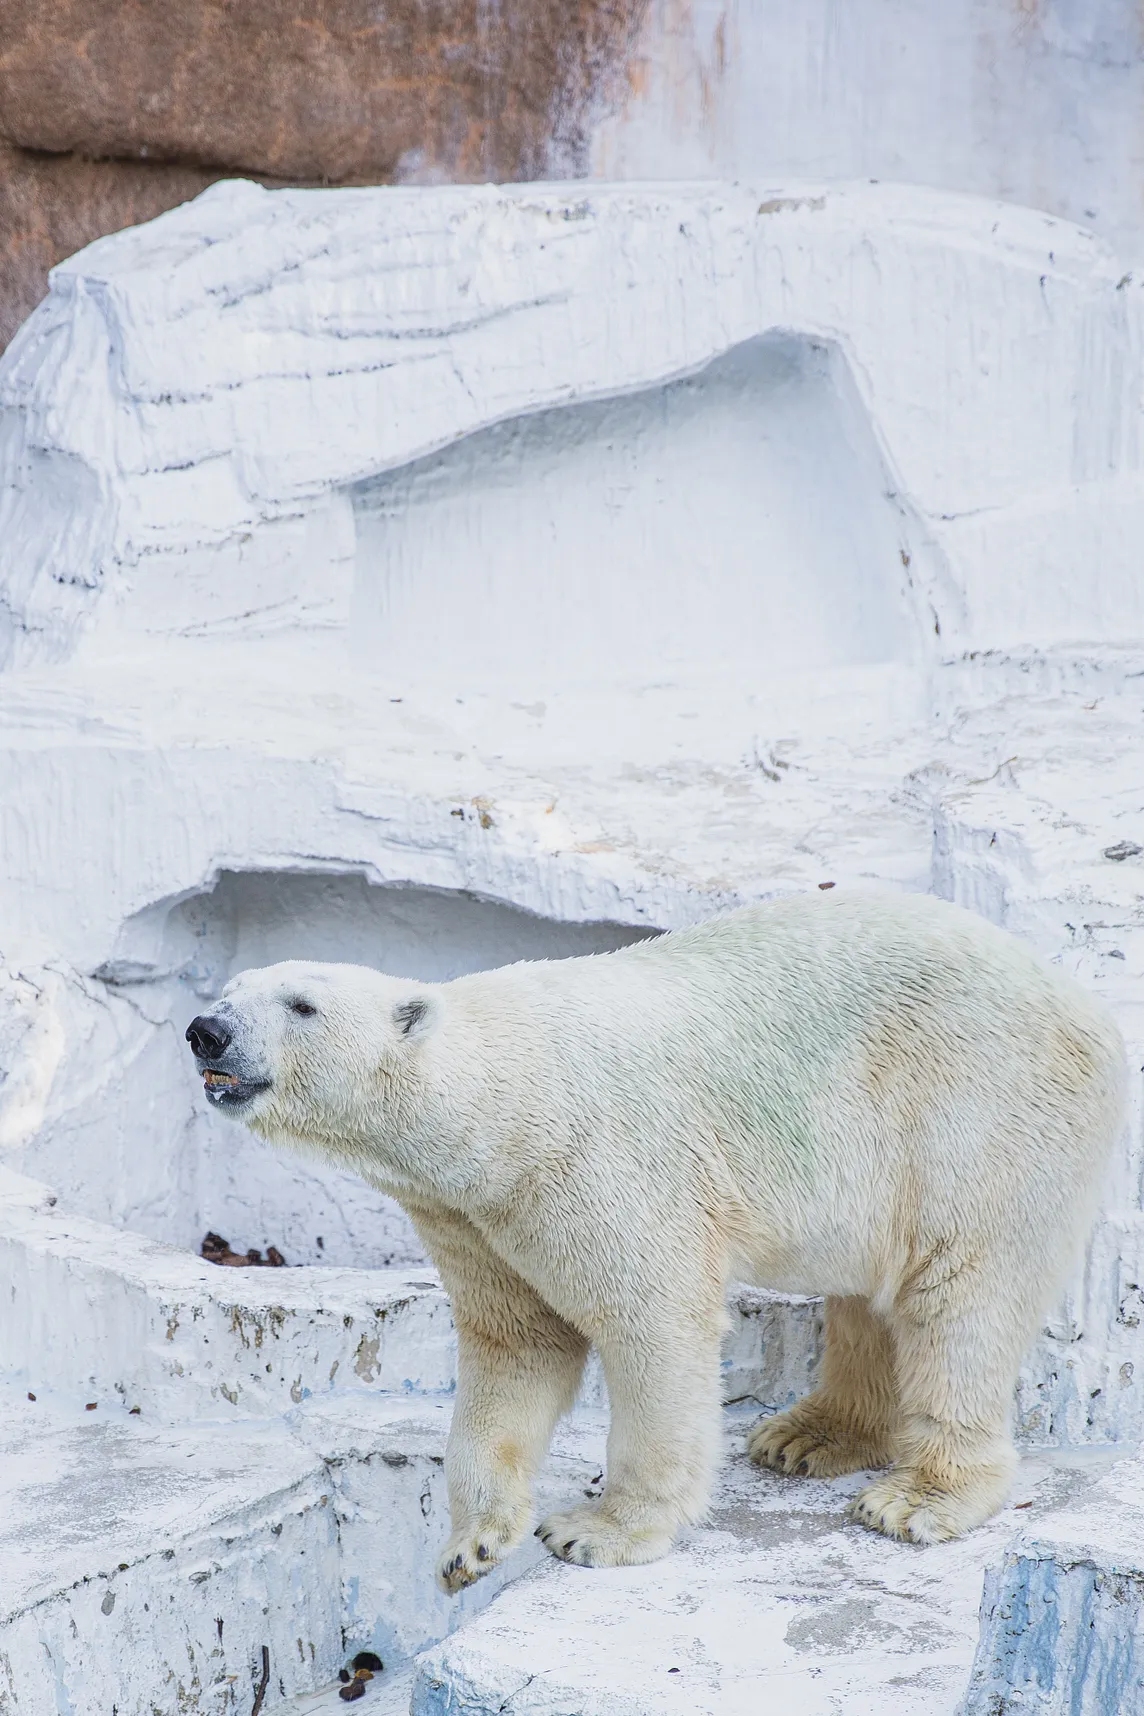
[185,1004,272,1113]
[186,1014,230,1061]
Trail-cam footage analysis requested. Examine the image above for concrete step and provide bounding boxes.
[0,1382,342,1715]
[410,1420,1123,1716]
[0,1379,610,1712]
[962,1451,1144,1714]
[0,1167,823,1420]
[0,1165,455,1416]
[292,1394,609,1669]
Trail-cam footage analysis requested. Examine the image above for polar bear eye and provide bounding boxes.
[289,998,317,1017]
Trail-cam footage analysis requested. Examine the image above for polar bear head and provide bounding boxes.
[185,960,441,1171]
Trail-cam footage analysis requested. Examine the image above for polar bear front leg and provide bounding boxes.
[535,1313,724,1569]
[407,1204,590,1594]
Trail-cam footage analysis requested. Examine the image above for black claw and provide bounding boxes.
[796,1460,809,1476]
[534,1525,543,1538]
[562,1539,576,1554]
[476,1544,488,1561]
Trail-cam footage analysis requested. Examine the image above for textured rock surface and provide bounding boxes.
[7,1,1144,366]
[0,1384,342,1714]
[0,0,647,353]
[0,0,645,184]
[593,0,1144,256]
[2,179,1139,667]
[963,1455,1144,1714]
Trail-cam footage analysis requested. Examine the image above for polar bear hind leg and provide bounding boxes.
[849,1248,1023,1544]
[749,1294,898,1477]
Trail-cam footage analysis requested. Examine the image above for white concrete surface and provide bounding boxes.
[3,179,1141,670]
[353,333,919,691]
[0,1166,456,1415]
[411,1420,1124,1716]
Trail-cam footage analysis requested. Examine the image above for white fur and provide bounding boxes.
[197,890,1126,1586]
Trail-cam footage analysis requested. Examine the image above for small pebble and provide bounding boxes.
[26,1392,35,1402]
[338,1669,351,1684]
[85,1402,97,1411]
[338,1682,365,1702]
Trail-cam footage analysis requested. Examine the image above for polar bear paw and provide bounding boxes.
[847,1466,1004,1544]
[436,1521,521,1594]
[748,1401,891,1479]
[535,1504,675,1568]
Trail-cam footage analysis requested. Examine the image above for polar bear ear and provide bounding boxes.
[393,995,439,1041]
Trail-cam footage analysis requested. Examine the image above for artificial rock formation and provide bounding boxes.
[0,179,1142,1711]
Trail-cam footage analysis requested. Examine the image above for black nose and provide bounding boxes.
[186,1015,231,1061]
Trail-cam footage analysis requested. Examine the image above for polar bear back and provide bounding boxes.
[436,889,1124,1298]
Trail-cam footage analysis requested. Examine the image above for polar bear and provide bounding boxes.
[185,890,1124,1589]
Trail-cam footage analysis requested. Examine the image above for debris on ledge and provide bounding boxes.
[201,1230,287,1268]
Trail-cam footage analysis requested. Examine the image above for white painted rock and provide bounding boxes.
[963,1454,1144,1714]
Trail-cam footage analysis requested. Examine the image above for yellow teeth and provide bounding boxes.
[204,1071,239,1088]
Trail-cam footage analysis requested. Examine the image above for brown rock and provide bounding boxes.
[0,0,648,185]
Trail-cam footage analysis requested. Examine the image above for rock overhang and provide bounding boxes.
[1,176,1141,672]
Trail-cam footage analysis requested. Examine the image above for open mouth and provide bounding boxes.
[201,1069,269,1107]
